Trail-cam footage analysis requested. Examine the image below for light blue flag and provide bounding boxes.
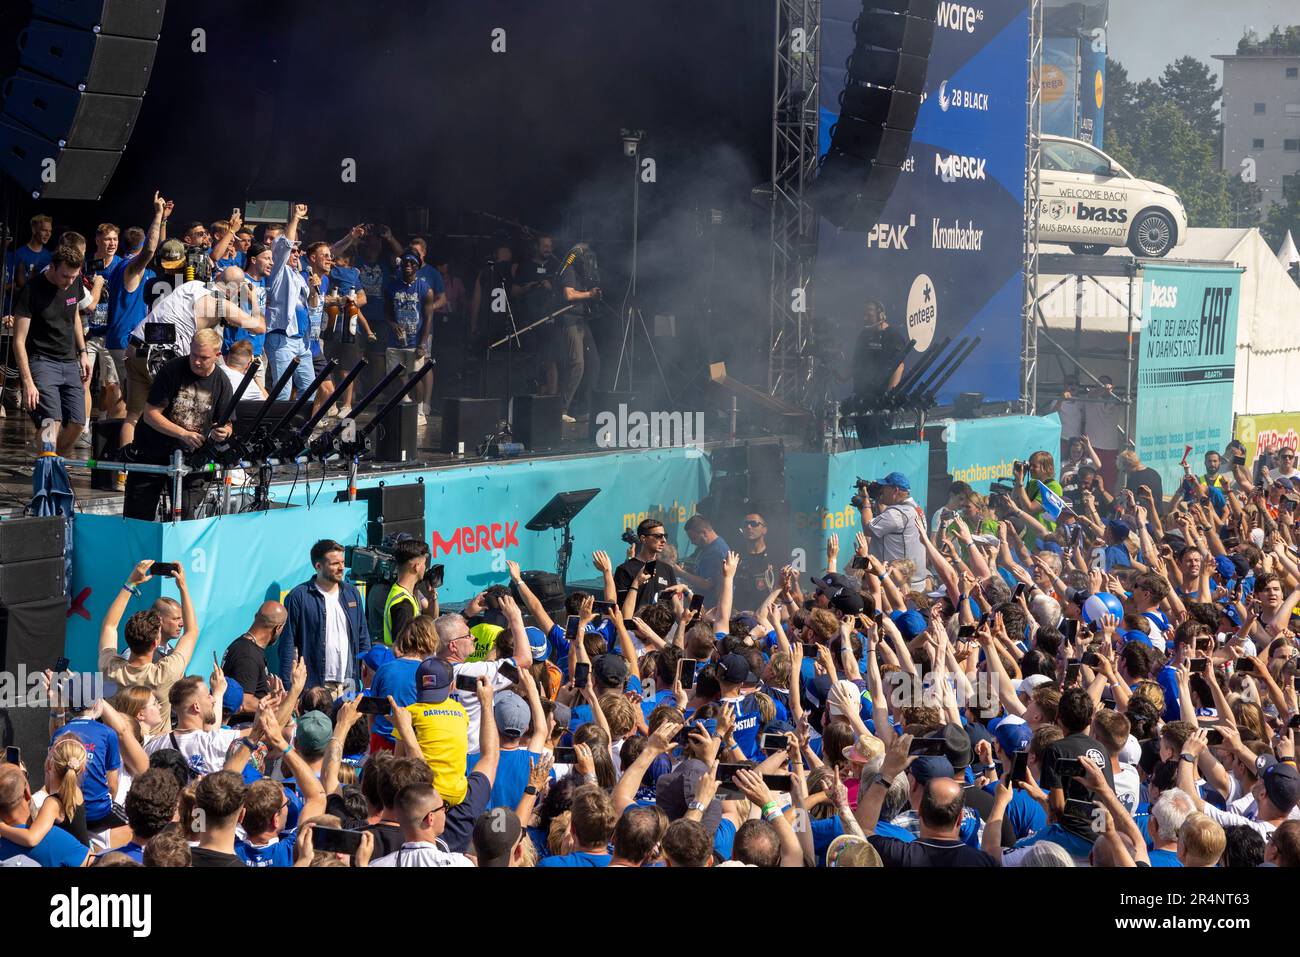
[1036,480,1066,521]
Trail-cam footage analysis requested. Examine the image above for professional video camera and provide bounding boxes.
[850,477,882,509]
[185,245,214,283]
[988,481,1017,516]
[620,528,640,548]
[345,532,443,587]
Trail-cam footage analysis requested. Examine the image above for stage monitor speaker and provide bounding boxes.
[367,517,425,549]
[0,1,165,200]
[374,399,419,464]
[441,397,505,454]
[0,595,68,789]
[0,516,66,564]
[510,394,562,451]
[709,442,786,503]
[520,570,566,618]
[355,482,425,524]
[813,0,937,230]
[91,418,125,491]
[0,556,65,608]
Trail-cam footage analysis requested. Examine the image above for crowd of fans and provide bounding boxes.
[2,439,1298,869]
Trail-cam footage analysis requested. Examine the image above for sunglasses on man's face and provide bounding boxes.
[745,520,765,528]
[643,532,667,540]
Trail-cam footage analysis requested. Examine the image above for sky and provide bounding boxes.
[1108,0,1299,80]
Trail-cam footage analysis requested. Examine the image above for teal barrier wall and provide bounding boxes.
[786,444,930,573]
[945,414,1063,495]
[68,448,711,675]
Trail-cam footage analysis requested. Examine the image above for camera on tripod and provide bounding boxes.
[850,477,882,509]
[185,246,213,283]
[345,532,441,587]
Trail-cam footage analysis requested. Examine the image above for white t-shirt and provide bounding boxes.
[370,840,474,868]
[452,659,519,748]
[221,361,265,397]
[321,587,350,684]
[144,727,241,776]
[1114,763,1141,817]
[129,279,208,351]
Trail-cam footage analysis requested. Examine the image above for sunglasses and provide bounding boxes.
[745,521,765,528]
[644,533,667,540]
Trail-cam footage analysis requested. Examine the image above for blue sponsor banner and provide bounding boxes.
[818,0,1029,403]
[1041,37,1079,139]
[945,414,1063,494]
[66,448,711,674]
[1136,265,1242,491]
[785,443,929,571]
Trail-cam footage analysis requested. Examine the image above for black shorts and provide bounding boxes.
[28,356,86,426]
[324,339,362,373]
[312,350,330,377]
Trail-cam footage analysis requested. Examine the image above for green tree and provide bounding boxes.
[1261,175,1300,248]
[1106,100,1230,228]
[1157,56,1221,152]
[1227,174,1264,229]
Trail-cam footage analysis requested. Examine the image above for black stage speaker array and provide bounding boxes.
[813,0,937,230]
[353,482,425,548]
[699,442,789,552]
[0,0,167,200]
[0,517,68,787]
[441,397,505,454]
[510,394,562,451]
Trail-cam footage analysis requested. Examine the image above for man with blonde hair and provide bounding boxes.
[1177,812,1226,868]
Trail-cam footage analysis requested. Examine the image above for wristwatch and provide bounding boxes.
[1180,752,1197,764]
[523,785,539,796]
[687,801,708,812]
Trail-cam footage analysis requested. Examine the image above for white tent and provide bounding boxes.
[1036,228,1300,415]
[1280,230,1300,270]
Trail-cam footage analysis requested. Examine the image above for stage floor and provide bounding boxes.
[0,404,614,517]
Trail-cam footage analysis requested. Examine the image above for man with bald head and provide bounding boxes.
[221,600,288,717]
[856,735,997,866]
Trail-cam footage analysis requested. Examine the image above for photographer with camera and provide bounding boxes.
[615,519,679,606]
[1011,452,1065,545]
[280,539,372,693]
[383,538,432,647]
[856,472,927,589]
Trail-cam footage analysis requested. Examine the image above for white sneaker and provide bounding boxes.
[561,413,576,424]
[417,410,429,426]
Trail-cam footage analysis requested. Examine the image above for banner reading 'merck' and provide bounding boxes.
[1135,264,1242,490]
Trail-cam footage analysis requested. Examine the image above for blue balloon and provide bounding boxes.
[1081,592,1124,624]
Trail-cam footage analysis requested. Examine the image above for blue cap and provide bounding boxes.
[1121,629,1153,647]
[1214,555,1236,581]
[358,645,395,672]
[1221,604,1242,627]
[890,610,928,642]
[910,755,955,784]
[805,674,833,709]
[994,719,1033,758]
[222,677,244,715]
[878,471,910,491]
[525,626,549,662]
[415,657,453,704]
[1106,519,1131,540]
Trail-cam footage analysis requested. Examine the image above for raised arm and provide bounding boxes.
[99,560,155,658]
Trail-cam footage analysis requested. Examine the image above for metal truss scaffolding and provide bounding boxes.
[768,0,821,402]
[1020,0,1043,413]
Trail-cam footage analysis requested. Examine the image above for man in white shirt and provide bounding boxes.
[369,781,475,867]
[144,675,254,776]
[435,595,532,748]
[1178,731,1299,842]
[220,338,265,398]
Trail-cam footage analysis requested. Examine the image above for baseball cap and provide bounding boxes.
[1259,760,1300,813]
[719,653,760,685]
[296,710,333,753]
[471,808,523,867]
[831,590,865,616]
[1017,673,1053,696]
[524,626,549,662]
[593,654,629,688]
[910,755,955,785]
[877,471,910,491]
[158,238,186,270]
[1106,519,1131,540]
[890,610,927,642]
[804,674,833,710]
[552,701,573,730]
[358,645,395,673]
[993,717,1032,757]
[401,249,421,264]
[811,572,856,594]
[415,657,453,704]
[221,677,245,716]
[940,723,973,769]
[493,691,531,739]
[827,679,864,718]
[1214,555,1237,581]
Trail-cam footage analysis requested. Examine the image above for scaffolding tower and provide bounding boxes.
[767,0,821,403]
[1020,0,1044,414]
